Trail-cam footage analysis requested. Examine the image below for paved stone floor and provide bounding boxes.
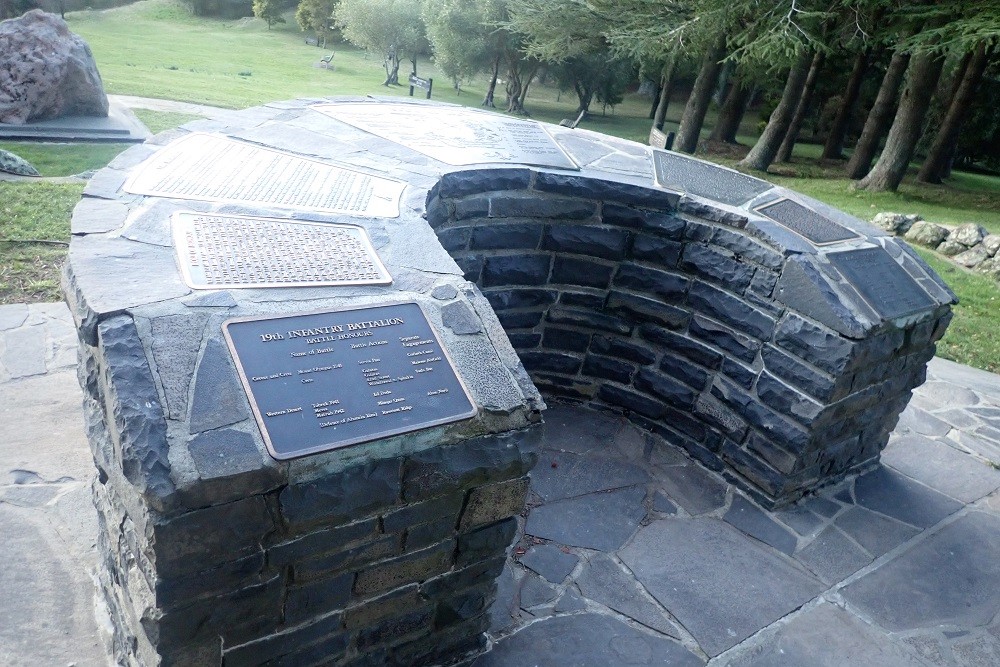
[3,301,1000,666]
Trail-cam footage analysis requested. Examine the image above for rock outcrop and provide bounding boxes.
[0,10,108,125]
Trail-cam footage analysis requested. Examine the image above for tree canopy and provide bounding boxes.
[335,0,428,85]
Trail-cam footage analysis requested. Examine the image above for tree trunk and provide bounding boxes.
[822,49,871,159]
[648,79,662,119]
[856,50,946,191]
[652,56,677,131]
[574,79,594,115]
[739,51,812,172]
[917,43,990,184]
[845,49,911,179]
[483,57,500,107]
[776,51,825,162]
[675,36,726,154]
[710,78,752,143]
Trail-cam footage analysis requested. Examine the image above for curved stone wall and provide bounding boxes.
[426,167,954,508]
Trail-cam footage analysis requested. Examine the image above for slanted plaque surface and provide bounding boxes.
[312,102,579,170]
[828,247,936,318]
[171,212,391,289]
[124,132,405,217]
[755,198,859,245]
[653,150,771,205]
[224,302,477,459]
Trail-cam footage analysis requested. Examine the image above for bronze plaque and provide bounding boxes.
[123,132,405,217]
[171,212,391,289]
[223,303,477,459]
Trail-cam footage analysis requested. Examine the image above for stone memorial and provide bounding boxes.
[64,98,955,666]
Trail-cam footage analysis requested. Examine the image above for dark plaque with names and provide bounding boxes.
[755,198,859,245]
[223,303,477,459]
[828,247,936,319]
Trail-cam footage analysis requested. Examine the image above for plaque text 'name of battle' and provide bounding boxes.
[224,303,476,459]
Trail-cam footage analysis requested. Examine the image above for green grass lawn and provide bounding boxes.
[2,0,998,372]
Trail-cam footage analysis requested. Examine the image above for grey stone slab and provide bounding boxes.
[934,408,981,431]
[895,405,953,437]
[519,544,578,584]
[539,403,624,455]
[441,300,482,334]
[70,198,130,235]
[576,554,680,637]
[882,433,1000,503]
[843,512,1000,632]
[525,486,646,551]
[189,337,250,434]
[854,467,963,528]
[148,313,207,421]
[620,518,823,657]
[902,634,950,666]
[182,291,237,308]
[489,562,521,636]
[794,526,872,584]
[952,628,1000,667]
[953,430,1000,464]
[0,304,28,331]
[474,613,704,667]
[774,505,825,537]
[724,495,798,555]
[529,450,650,502]
[655,464,727,516]
[518,572,559,609]
[833,507,920,558]
[1,326,47,380]
[723,603,927,667]
[915,381,980,408]
[0,504,106,667]
[652,491,677,515]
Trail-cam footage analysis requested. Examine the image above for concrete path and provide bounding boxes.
[2,301,999,666]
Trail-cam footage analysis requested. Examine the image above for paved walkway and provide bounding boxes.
[2,302,999,666]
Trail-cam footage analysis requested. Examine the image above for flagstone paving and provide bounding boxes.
[3,302,1000,666]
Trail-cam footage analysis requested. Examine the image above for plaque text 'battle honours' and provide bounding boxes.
[224,303,477,459]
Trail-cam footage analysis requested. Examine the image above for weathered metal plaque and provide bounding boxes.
[828,247,935,318]
[223,303,477,459]
[755,198,859,245]
[171,212,391,289]
[653,150,771,205]
[124,132,405,217]
[311,102,579,169]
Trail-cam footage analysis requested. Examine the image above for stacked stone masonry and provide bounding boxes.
[426,168,954,509]
[63,98,955,666]
[73,309,537,666]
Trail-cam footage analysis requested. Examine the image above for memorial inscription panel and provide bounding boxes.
[755,198,859,245]
[172,212,391,289]
[124,133,405,217]
[223,303,477,459]
[653,150,771,206]
[828,247,936,319]
[311,102,579,170]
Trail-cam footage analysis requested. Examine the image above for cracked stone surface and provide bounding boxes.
[4,304,1000,666]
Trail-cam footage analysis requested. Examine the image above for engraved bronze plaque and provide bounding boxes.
[312,102,579,170]
[653,150,770,205]
[124,132,405,217]
[171,212,391,289]
[828,247,935,319]
[755,198,859,245]
[223,303,477,459]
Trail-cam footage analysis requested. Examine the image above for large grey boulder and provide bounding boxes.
[0,10,108,125]
[903,221,949,248]
[948,223,988,248]
[871,212,919,235]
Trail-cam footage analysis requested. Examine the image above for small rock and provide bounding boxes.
[953,244,991,268]
[904,221,948,248]
[871,212,918,235]
[982,234,1000,257]
[936,239,967,256]
[948,223,988,248]
[0,148,40,176]
[975,257,1000,279]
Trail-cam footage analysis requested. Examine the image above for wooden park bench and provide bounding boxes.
[319,53,334,69]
